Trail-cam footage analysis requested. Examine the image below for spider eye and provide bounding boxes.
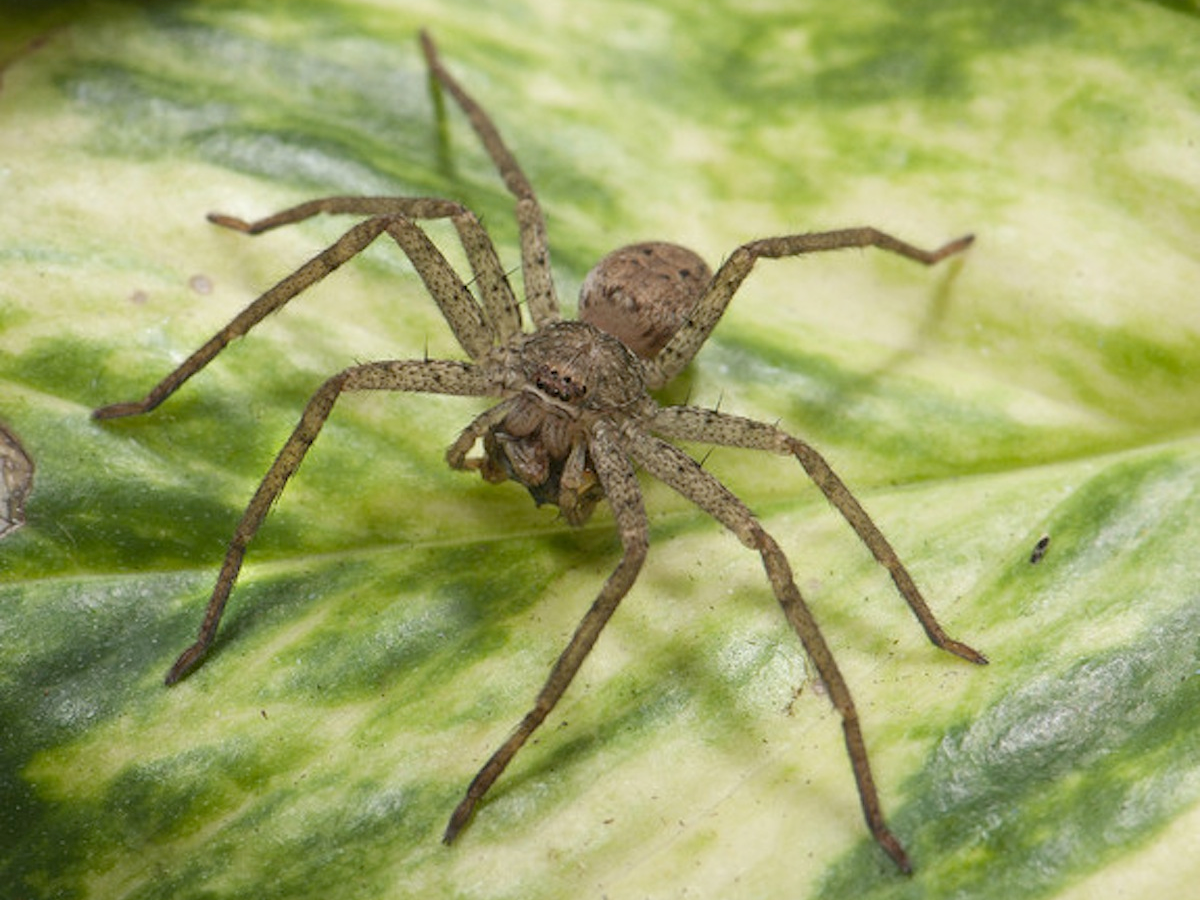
[534,364,587,402]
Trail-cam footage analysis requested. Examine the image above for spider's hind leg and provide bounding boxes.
[420,30,560,327]
[646,227,974,389]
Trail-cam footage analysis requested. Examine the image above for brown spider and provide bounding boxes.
[94,31,986,873]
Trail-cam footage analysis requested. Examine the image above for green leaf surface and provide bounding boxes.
[2,1,1199,898]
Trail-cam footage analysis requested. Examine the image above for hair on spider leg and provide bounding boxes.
[93,28,984,875]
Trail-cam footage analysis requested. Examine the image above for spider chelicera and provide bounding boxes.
[94,31,986,872]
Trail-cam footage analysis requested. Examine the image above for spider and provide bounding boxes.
[94,31,987,873]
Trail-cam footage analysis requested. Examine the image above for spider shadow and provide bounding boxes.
[455,552,814,841]
[427,55,456,179]
[464,641,764,837]
[797,252,970,434]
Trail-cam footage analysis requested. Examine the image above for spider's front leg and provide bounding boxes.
[622,424,917,872]
[443,419,648,842]
[420,30,560,327]
[164,359,499,685]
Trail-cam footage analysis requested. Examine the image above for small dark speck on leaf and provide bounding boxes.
[1030,534,1050,564]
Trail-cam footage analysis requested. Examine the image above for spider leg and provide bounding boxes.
[420,30,560,328]
[650,406,987,665]
[622,424,913,872]
[164,358,502,685]
[382,216,494,358]
[210,196,523,343]
[93,214,496,419]
[646,228,974,389]
[444,398,519,471]
[443,418,647,843]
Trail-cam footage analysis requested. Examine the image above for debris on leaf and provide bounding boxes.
[0,421,33,539]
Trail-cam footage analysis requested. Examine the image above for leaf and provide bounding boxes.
[2,2,1199,898]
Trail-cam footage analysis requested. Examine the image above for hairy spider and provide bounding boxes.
[94,31,986,873]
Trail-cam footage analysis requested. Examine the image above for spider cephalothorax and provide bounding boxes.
[94,31,985,873]
[480,319,651,525]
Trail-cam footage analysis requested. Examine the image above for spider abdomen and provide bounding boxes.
[579,242,712,358]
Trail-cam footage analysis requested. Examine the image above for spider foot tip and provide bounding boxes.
[936,233,976,260]
[207,212,252,232]
[443,801,475,845]
[92,401,141,421]
[951,640,989,666]
[878,831,913,875]
[165,644,208,686]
